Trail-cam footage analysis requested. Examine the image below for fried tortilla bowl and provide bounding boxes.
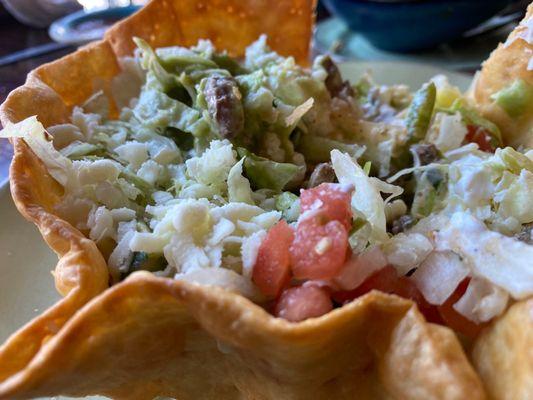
[468,4,533,399]
[470,3,533,148]
[0,1,531,399]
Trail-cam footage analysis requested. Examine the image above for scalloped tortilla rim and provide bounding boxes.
[470,3,533,148]
[0,1,530,399]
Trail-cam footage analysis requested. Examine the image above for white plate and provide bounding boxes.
[338,61,472,91]
[0,62,472,399]
[316,16,513,72]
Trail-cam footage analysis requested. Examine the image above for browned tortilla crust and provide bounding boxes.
[0,272,484,400]
[470,3,533,147]
[469,8,533,394]
[0,0,530,399]
[472,299,533,400]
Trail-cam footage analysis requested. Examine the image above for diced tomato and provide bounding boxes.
[275,285,333,322]
[333,247,388,291]
[332,266,442,324]
[290,218,349,280]
[252,220,294,298]
[464,125,496,153]
[300,183,354,230]
[394,277,443,324]
[332,265,398,303]
[334,270,484,336]
[437,279,485,338]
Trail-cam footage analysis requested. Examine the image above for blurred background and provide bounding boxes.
[0,0,530,181]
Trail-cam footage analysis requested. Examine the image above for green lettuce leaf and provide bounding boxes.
[275,191,300,222]
[60,141,105,159]
[237,148,303,191]
[494,147,533,174]
[297,134,365,164]
[411,168,447,219]
[134,37,179,93]
[490,79,533,118]
[132,89,202,134]
[406,82,436,144]
[331,149,389,243]
[446,99,503,146]
[119,170,153,195]
[227,158,254,204]
[156,47,218,71]
[0,116,72,186]
[498,170,533,224]
[212,52,248,75]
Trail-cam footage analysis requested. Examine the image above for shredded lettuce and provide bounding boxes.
[275,192,300,222]
[8,35,533,328]
[406,82,436,144]
[432,75,462,109]
[490,79,533,118]
[453,277,509,324]
[445,99,503,146]
[132,89,202,133]
[432,112,468,153]
[227,158,254,204]
[60,141,104,159]
[498,170,533,224]
[493,146,533,174]
[411,168,447,218]
[134,37,179,93]
[331,149,392,243]
[436,212,533,300]
[297,134,365,164]
[237,148,303,192]
[0,116,72,186]
[284,97,314,127]
[186,140,236,187]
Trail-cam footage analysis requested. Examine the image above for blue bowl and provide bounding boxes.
[321,0,515,52]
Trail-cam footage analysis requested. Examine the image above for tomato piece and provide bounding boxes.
[290,218,349,280]
[332,265,398,303]
[464,125,496,153]
[252,220,294,298]
[300,183,353,230]
[332,266,442,324]
[333,247,388,291]
[437,279,485,338]
[394,277,443,324]
[275,285,333,322]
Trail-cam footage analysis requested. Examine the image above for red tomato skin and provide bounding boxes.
[300,183,353,230]
[252,220,294,298]
[395,277,444,324]
[332,265,398,303]
[464,125,496,153]
[437,279,485,338]
[332,266,443,324]
[275,285,333,322]
[290,217,349,280]
[332,265,398,304]
[332,269,485,336]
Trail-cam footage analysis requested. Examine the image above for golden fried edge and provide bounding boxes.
[0,1,528,398]
[470,3,533,147]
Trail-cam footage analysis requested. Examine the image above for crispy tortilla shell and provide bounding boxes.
[0,138,108,384]
[105,0,316,65]
[0,272,483,400]
[470,11,533,397]
[472,299,533,400]
[0,133,486,399]
[471,3,533,147]
[0,0,529,398]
